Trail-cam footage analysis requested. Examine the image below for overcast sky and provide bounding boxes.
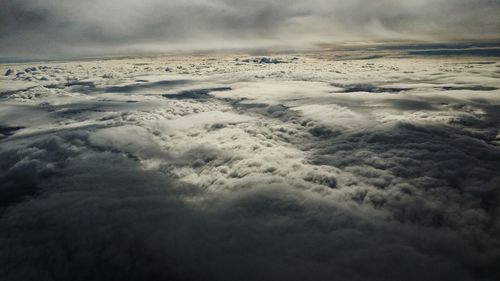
[1,0,500,58]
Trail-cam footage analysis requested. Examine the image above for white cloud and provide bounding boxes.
[0,53,499,280]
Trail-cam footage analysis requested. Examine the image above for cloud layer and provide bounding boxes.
[1,0,500,58]
[1,52,500,280]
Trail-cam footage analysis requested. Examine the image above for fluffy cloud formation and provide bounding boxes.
[1,52,500,280]
[1,0,500,58]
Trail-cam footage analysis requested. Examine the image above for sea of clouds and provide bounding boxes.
[0,53,500,280]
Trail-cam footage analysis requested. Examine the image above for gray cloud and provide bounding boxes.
[1,0,500,58]
[1,52,500,280]
[1,123,498,281]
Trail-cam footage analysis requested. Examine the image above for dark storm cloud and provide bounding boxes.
[1,0,500,58]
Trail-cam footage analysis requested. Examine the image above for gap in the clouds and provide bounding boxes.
[330,83,497,95]
[439,85,497,91]
[331,83,408,93]
[0,125,25,139]
[45,79,192,94]
[163,87,232,101]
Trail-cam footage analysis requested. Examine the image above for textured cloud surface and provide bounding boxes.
[1,51,500,280]
[1,0,500,58]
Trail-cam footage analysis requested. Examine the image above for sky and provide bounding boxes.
[1,0,500,58]
[1,2,500,278]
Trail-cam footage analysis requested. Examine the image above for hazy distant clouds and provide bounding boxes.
[1,0,500,58]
